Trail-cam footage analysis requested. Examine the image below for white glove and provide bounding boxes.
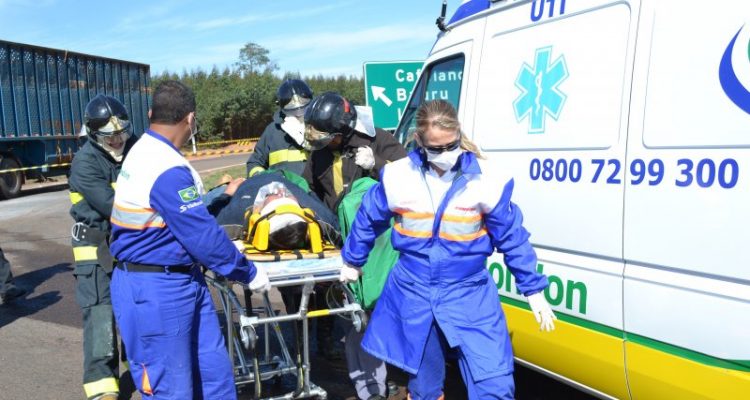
[526,292,556,332]
[339,264,362,284]
[354,146,376,170]
[248,266,271,293]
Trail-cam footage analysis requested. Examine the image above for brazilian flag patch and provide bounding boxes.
[178,186,199,202]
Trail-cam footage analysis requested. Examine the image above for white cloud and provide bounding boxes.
[193,15,262,31]
[260,23,437,56]
[114,2,353,33]
[148,21,437,76]
[115,15,190,33]
[193,2,353,31]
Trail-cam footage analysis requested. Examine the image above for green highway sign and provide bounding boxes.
[364,61,424,130]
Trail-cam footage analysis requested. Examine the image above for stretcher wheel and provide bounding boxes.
[352,310,368,333]
[240,324,257,350]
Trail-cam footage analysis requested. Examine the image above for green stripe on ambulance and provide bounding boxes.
[489,262,588,315]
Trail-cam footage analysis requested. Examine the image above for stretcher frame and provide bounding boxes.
[206,255,365,400]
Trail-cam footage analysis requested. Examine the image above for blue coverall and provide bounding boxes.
[110,130,257,399]
[342,150,548,399]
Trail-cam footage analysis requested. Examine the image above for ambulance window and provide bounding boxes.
[394,77,425,146]
[394,55,465,146]
[423,56,464,106]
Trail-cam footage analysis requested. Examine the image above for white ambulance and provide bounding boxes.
[393,0,750,398]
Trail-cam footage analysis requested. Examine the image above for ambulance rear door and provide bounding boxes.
[623,1,750,398]
[471,1,639,398]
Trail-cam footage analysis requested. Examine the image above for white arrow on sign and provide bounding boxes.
[371,86,393,107]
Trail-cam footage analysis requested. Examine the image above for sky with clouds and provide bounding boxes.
[0,0,458,77]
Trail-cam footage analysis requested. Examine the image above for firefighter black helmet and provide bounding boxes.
[84,94,131,138]
[276,79,313,117]
[304,92,357,135]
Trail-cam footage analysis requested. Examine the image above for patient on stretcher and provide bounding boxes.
[212,170,341,251]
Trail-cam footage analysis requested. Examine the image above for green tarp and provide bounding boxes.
[337,177,399,310]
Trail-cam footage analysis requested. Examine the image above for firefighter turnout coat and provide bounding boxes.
[246,112,309,178]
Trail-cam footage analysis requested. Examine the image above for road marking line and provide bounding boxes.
[198,163,246,174]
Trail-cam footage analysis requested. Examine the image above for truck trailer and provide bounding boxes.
[0,39,150,199]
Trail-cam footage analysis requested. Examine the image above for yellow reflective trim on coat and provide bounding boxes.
[83,376,119,397]
[111,182,116,189]
[248,166,266,177]
[268,149,307,166]
[332,152,344,196]
[73,246,98,262]
[69,191,84,205]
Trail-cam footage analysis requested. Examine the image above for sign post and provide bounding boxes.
[363,61,424,129]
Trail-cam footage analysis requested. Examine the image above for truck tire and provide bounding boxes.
[0,157,23,199]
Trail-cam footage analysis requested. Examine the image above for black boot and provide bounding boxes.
[0,286,27,304]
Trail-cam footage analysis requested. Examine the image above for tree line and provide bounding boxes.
[151,42,365,144]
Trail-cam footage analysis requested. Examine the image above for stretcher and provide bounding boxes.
[206,251,365,400]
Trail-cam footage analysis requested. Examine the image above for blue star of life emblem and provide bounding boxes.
[513,46,569,134]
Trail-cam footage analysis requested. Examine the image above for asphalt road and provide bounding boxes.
[0,154,596,400]
[187,152,249,173]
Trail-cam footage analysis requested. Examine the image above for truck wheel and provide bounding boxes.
[0,157,23,199]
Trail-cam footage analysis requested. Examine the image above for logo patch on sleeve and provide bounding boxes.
[178,186,199,202]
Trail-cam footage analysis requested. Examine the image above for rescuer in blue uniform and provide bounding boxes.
[340,100,557,400]
[109,80,270,399]
[68,94,138,400]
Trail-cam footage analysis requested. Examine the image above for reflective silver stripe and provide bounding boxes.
[399,216,434,233]
[111,205,165,229]
[439,219,483,236]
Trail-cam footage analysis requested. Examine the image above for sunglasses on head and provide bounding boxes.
[420,132,462,154]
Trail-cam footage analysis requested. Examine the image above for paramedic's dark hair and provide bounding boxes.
[150,80,196,124]
[268,221,309,250]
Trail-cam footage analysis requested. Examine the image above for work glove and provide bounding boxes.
[526,292,556,332]
[339,263,362,284]
[354,146,376,170]
[248,266,271,293]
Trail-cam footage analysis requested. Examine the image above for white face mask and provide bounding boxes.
[426,147,463,171]
[96,131,130,162]
[281,115,308,148]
